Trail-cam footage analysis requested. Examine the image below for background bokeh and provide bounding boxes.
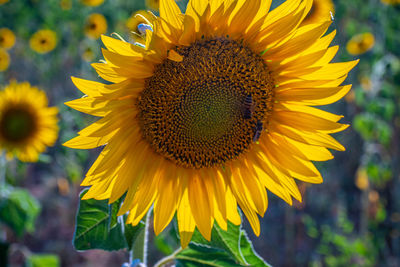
[1,0,400,266]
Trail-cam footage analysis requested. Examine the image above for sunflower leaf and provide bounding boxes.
[73,189,127,251]
[124,218,145,251]
[0,187,41,236]
[240,231,272,267]
[175,243,243,267]
[190,222,247,265]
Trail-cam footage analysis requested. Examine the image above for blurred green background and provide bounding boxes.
[1,0,400,266]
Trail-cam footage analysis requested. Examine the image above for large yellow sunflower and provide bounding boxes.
[65,0,358,247]
[302,0,335,25]
[0,82,59,162]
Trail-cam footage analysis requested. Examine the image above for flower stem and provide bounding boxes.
[130,208,151,266]
[153,247,183,267]
[0,153,6,189]
[0,153,6,242]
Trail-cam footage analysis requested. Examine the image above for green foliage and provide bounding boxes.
[176,221,271,267]
[25,254,60,267]
[73,189,144,251]
[305,211,377,267]
[0,187,41,236]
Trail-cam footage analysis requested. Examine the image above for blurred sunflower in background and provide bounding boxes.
[60,0,72,10]
[381,0,400,5]
[0,49,10,72]
[346,32,375,55]
[0,82,58,162]
[302,0,335,25]
[65,0,358,247]
[0,0,9,5]
[0,28,16,50]
[85,13,107,39]
[30,29,57,54]
[81,0,104,7]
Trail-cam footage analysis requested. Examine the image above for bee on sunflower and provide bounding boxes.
[65,0,358,248]
[0,82,59,162]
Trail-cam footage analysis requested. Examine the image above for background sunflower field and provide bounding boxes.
[1,0,400,266]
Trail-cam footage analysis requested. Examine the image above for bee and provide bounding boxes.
[253,120,263,143]
[243,94,256,119]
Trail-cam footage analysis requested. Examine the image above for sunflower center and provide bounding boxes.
[138,37,275,168]
[0,106,37,143]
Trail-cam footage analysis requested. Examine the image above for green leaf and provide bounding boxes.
[124,219,145,251]
[190,222,247,265]
[240,231,271,267]
[176,244,243,267]
[25,254,60,267]
[0,187,41,236]
[73,189,127,251]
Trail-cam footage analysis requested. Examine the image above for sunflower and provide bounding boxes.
[65,0,358,247]
[381,0,400,4]
[81,0,104,7]
[85,13,107,39]
[60,0,72,10]
[0,82,58,162]
[0,49,10,72]
[30,30,57,54]
[0,0,9,5]
[0,28,16,50]
[302,0,335,25]
[346,32,375,55]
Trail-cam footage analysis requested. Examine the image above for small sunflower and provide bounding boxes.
[82,47,95,62]
[81,0,104,7]
[0,28,16,50]
[85,13,108,39]
[65,0,358,247]
[60,0,72,10]
[30,30,57,54]
[302,0,335,25]
[0,82,58,162]
[346,32,375,55]
[0,0,9,5]
[0,49,10,72]
[381,0,400,5]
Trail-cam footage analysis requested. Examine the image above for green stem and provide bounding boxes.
[0,153,6,189]
[0,153,6,242]
[130,208,151,266]
[153,247,183,267]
